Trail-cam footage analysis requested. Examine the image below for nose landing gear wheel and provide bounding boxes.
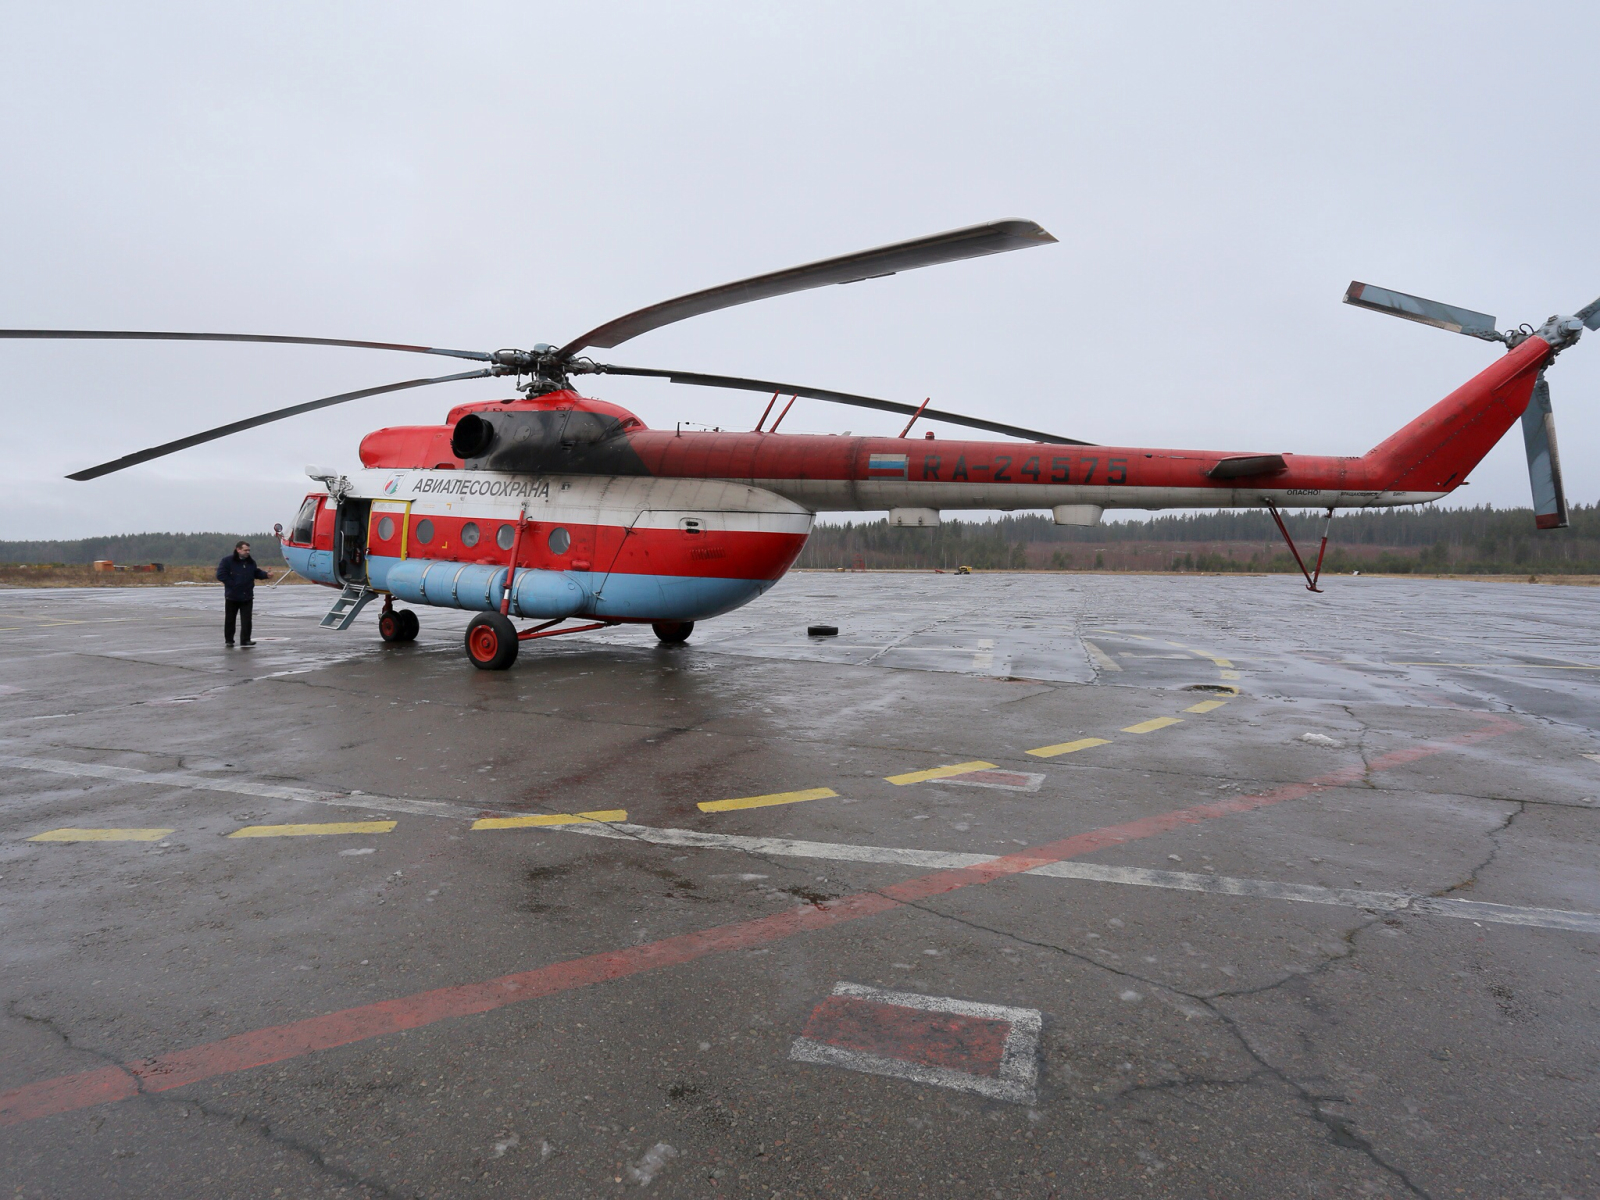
[379,608,421,643]
[652,620,694,644]
[465,612,519,670]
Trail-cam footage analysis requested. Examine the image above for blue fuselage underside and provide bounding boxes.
[283,546,772,623]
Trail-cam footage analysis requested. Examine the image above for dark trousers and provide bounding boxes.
[225,599,253,644]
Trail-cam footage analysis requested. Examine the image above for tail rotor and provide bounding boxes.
[1345,280,1597,530]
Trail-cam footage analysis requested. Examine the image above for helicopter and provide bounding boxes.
[4,219,1595,669]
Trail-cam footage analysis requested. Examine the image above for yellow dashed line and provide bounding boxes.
[885,762,996,786]
[1122,717,1183,734]
[228,820,397,838]
[1026,737,1111,759]
[27,827,174,842]
[1184,699,1229,714]
[698,789,837,813]
[472,809,627,830]
[1220,670,1241,680]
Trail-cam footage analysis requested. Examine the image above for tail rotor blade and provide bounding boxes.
[1344,282,1501,341]
[1520,374,1570,530]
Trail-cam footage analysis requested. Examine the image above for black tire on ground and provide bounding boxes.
[397,609,420,642]
[465,611,519,670]
[807,625,839,637]
[378,610,404,643]
[652,620,694,644]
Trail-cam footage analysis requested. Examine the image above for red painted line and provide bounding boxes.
[0,715,1517,1127]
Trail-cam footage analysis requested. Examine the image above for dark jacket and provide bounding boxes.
[217,553,270,601]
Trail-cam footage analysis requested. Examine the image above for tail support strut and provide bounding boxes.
[1266,503,1334,594]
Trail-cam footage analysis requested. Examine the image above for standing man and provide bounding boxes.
[216,540,270,647]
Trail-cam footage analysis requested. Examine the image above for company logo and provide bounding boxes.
[383,477,400,495]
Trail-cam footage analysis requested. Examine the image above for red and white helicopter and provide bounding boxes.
[7,219,1595,669]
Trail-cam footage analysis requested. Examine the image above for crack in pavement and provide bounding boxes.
[7,1001,411,1197]
[1439,800,1525,899]
[889,898,1434,1198]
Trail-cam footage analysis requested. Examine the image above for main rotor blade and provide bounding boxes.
[66,369,494,481]
[1343,282,1500,340]
[590,364,1091,444]
[0,329,492,362]
[1575,294,1600,331]
[557,219,1057,359]
[1520,374,1570,529]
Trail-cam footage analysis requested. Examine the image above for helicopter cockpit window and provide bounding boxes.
[461,522,480,548]
[548,527,571,555]
[496,523,516,550]
[414,518,434,545]
[291,497,319,544]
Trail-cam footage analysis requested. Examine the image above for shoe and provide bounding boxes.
[225,641,234,647]
[240,640,256,647]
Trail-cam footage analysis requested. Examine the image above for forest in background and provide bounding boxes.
[0,532,285,567]
[793,503,1600,574]
[4,503,1598,575]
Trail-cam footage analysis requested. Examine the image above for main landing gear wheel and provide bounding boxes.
[465,612,519,670]
[652,621,694,644]
[379,608,421,643]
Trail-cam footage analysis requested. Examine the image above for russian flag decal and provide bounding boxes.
[867,452,909,478]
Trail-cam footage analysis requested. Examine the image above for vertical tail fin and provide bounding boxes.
[1361,336,1550,495]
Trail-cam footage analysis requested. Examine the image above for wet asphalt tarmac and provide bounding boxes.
[1,572,1598,1199]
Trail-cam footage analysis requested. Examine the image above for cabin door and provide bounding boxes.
[334,498,372,585]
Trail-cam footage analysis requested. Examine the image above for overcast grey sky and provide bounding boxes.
[3,1,1597,538]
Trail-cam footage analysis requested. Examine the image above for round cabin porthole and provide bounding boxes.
[461,522,480,548]
[376,516,395,541]
[496,523,516,550]
[414,519,434,545]
[548,526,571,555]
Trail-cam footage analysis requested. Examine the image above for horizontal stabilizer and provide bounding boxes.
[1345,282,1499,340]
[1207,454,1287,479]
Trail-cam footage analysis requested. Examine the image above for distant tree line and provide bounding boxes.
[0,532,286,567]
[6,503,1597,575]
[795,503,1600,574]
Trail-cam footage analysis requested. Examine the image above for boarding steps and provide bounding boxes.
[320,583,379,630]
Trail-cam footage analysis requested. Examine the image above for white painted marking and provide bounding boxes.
[0,754,482,820]
[15,751,1590,936]
[562,823,1600,934]
[971,638,995,671]
[789,981,1041,1104]
[941,770,1046,793]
